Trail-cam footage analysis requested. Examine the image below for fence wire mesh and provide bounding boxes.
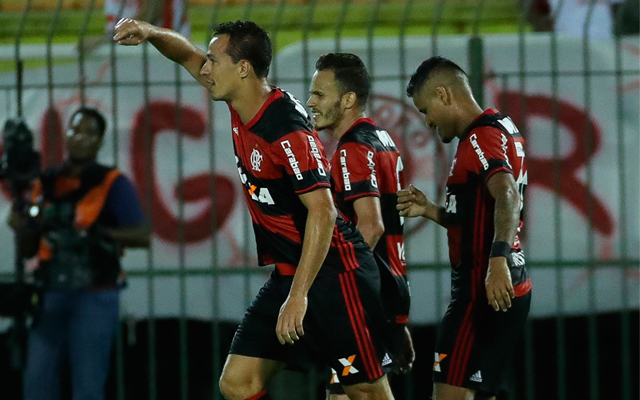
[0,1,637,399]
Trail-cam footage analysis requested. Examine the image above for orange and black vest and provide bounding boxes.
[31,163,122,289]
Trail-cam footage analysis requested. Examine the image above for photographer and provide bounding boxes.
[8,107,150,400]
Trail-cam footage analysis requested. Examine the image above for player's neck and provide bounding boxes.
[332,110,367,140]
[230,79,273,125]
[455,101,485,139]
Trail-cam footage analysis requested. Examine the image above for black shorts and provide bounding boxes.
[229,258,390,386]
[433,291,531,395]
[327,255,410,393]
[376,252,411,372]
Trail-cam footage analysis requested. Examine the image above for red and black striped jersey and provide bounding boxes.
[330,118,407,277]
[444,109,531,301]
[230,88,370,275]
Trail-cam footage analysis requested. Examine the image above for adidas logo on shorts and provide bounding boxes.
[469,370,483,383]
[381,353,392,366]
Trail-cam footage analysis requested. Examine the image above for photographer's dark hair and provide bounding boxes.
[71,107,107,138]
[213,21,272,78]
[316,53,371,108]
[406,56,468,97]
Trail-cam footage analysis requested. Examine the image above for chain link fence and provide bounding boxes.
[0,0,637,399]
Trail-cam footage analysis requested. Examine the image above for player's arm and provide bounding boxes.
[113,18,208,87]
[276,187,337,345]
[352,196,385,250]
[485,171,521,312]
[396,184,448,227]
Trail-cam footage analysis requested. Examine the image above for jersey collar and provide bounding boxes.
[459,108,498,141]
[344,117,375,135]
[244,87,283,129]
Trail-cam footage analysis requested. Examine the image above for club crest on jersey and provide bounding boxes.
[250,148,263,172]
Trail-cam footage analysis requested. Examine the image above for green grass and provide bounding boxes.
[0,1,529,72]
[1,1,526,44]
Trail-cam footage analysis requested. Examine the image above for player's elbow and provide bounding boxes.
[369,221,385,239]
[495,186,521,218]
[503,186,520,209]
[358,220,385,248]
[326,205,338,224]
[310,202,337,225]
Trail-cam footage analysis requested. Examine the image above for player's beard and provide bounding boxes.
[315,99,343,131]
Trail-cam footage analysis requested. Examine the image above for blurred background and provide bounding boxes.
[0,0,638,399]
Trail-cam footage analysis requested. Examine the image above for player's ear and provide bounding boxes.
[238,59,251,78]
[342,92,357,110]
[435,86,451,106]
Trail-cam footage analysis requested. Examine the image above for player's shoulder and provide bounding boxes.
[466,110,521,139]
[251,89,314,144]
[341,119,389,149]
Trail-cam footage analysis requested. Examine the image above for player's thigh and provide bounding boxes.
[228,272,305,366]
[219,354,285,394]
[432,299,476,385]
[342,375,393,400]
[433,382,475,400]
[306,265,389,386]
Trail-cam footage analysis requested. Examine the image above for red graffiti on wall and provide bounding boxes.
[0,88,615,251]
[129,101,235,243]
[0,102,236,245]
[494,91,614,238]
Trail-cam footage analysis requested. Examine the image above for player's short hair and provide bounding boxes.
[406,56,468,97]
[71,107,107,138]
[315,53,371,108]
[213,21,272,78]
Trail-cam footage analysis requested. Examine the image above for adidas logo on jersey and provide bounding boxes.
[381,353,392,366]
[470,370,483,383]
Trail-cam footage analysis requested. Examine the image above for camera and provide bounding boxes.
[0,118,41,193]
[0,118,42,318]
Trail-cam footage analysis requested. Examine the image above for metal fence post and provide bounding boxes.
[467,36,484,110]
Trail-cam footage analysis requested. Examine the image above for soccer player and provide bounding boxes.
[307,53,415,398]
[397,56,532,400]
[114,19,395,400]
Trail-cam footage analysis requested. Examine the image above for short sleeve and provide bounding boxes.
[102,175,146,226]
[337,142,380,201]
[271,130,331,194]
[465,127,514,182]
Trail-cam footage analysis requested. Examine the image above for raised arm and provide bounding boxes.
[113,18,208,88]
